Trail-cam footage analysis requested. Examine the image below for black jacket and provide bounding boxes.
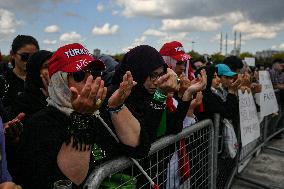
[14,106,150,189]
[111,45,190,143]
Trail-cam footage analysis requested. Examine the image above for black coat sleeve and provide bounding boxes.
[166,99,191,135]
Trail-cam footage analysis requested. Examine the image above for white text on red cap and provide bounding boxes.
[175,47,185,52]
[64,48,92,58]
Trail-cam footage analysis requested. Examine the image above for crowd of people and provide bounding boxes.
[0,35,283,189]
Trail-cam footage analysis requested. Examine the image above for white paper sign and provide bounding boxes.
[258,71,279,117]
[244,57,255,67]
[238,90,260,146]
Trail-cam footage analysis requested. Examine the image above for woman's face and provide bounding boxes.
[219,75,233,88]
[40,60,49,77]
[211,72,220,89]
[143,66,165,94]
[12,44,38,72]
[175,61,186,77]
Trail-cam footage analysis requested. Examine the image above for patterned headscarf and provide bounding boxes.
[46,71,73,115]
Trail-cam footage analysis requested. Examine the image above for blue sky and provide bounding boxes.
[0,0,284,55]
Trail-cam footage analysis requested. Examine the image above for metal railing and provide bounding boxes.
[215,90,284,189]
[84,119,214,189]
[83,90,284,189]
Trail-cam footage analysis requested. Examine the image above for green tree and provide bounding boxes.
[240,52,254,59]
[112,53,125,63]
[272,53,284,60]
[1,55,10,63]
[211,53,225,63]
[188,50,202,61]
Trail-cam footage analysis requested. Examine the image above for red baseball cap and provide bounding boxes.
[159,41,191,62]
[48,43,102,77]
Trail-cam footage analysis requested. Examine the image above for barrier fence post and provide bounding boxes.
[213,114,220,189]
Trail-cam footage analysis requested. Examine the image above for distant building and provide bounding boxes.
[230,48,240,56]
[255,50,284,59]
[93,49,101,58]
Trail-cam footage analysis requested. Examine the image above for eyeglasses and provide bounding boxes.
[16,52,31,62]
[70,61,106,82]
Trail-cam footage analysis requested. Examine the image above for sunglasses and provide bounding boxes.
[17,52,31,62]
[71,61,106,82]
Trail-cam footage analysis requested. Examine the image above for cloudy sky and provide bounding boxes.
[0,0,284,55]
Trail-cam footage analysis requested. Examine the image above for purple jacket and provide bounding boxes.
[0,117,11,182]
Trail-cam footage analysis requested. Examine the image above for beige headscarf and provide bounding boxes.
[46,71,74,115]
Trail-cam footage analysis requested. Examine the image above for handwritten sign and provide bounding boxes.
[239,90,260,146]
[244,57,255,67]
[258,71,278,117]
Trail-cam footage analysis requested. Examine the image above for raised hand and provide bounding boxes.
[157,68,180,94]
[189,91,203,109]
[182,69,207,101]
[108,71,137,108]
[241,73,251,87]
[4,112,25,144]
[229,74,242,93]
[70,76,107,114]
[251,83,262,93]
[178,75,191,97]
[40,72,50,97]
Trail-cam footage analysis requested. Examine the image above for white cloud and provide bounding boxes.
[116,0,170,18]
[43,39,57,45]
[92,23,119,35]
[97,3,105,12]
[0,9,21,35]
[44,25,59,33]
[271,45,278,50]
[143,29,166,37]
[122,36,147,53]
[112,10,119,15]
[280,43,284,49]
[272,43,284,50]
[59,31,83,42]
[223,12,245,23]
[233,21,284,40]
[161,16,221,32]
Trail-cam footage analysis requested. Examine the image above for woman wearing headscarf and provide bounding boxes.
[200,65,239,122]
[196,65,239,189]
[9,50,52,125]
[5,50,52,180]
[111,45,205,188]
[112,45,196,142]
[14,43,150,189]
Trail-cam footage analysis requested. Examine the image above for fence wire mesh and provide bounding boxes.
[84,120,214,189]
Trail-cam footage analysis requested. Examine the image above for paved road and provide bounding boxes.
[231,135,284,189]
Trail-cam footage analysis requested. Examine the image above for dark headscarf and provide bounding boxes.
[195,65,217,91]
[98,55,119,87]
[9,50,52,122]
[25,50,53,90]
[112,45,167,86]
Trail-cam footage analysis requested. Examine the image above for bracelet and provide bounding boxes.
[108,104,126,115]
[67,111,96,149]
[153,89,167,103]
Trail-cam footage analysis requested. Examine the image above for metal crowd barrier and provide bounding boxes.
[83,90,283,189]
[215,90,284,189]
[84,119,214,189]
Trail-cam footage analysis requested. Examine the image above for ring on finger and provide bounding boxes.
[95,98,102,106]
